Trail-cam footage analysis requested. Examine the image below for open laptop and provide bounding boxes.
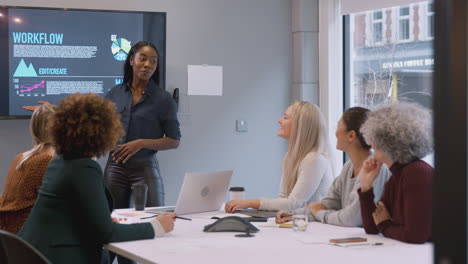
[146,170,233,215]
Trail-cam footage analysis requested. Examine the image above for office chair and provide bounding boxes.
[0,229,51,264]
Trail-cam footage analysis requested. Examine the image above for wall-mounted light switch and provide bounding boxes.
[236,119,248,132]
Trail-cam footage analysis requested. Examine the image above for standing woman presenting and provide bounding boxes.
[104,41,181,209]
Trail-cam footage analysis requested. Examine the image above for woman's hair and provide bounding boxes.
[360,102,433,164]
[16,105,56,170]
[341,107,371,150]
[49,93,124,158]
[283,101,333,195]
[123,41,159,85]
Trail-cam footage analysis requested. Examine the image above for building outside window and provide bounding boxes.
[371,11,384,44]
[398,6,411,41]
[427,2,434,38]
[346,1,433,110]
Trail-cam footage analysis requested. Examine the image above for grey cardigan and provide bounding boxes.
[313,160,391,227]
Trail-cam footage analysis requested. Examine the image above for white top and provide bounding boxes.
[259,152,333,211]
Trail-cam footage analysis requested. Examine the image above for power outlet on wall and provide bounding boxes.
[236,120,248,132]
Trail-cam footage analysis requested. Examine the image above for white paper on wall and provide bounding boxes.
[187,65,223,96]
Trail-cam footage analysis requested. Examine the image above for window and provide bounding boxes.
[320,0,435,168]
[346,2,433,109]
[398,6,411,41]
[371,11,384,44]
[427,2,434,38]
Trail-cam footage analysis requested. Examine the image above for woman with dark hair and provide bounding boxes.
[104,41,181,210]
[18,93,176,264]
[0,105,55,233]
[358,103,433,243]
[275,107,390,227]
[21,41,181,210]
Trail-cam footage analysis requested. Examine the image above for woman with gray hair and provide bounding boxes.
[358,102,433,244]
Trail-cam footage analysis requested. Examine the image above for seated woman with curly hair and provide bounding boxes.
[18,93,176,264]
[358,103,433,244]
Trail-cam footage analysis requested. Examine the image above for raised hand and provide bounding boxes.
[22,101,51,112]
[360,157,382,192]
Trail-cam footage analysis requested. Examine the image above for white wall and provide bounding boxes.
[0,0,291,204]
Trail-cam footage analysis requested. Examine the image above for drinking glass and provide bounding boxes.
[292,202,308,232]
[131,183,148,211]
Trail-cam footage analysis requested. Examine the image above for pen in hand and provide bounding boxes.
[173,216,192,221]
[280,213,293,218]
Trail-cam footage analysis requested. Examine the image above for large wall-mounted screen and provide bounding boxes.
[0,7,166,118]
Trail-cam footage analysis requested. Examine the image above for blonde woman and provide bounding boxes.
[0,105,55,233]
[275,107,391,227]
[225,101,334,213]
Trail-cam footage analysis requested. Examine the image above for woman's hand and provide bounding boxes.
[309,202,326,216]
[156,212,176,233]
[372,201,391,225]
[224,199,259,213]
[22,101,51,112]
[275,210,292,224]
[360,157,383,192]
[112,139,145,164]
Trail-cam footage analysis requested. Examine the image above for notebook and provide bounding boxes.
[146,170,233,215]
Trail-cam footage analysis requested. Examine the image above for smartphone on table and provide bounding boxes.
[329,237,367,243]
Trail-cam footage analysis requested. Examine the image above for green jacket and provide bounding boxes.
[18,157,154,264]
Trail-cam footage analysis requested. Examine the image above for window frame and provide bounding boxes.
[397,5,413,43]
[366,9,387,46]
[426,2,435,39]
[318,0,344,171]
[371,10,385,44]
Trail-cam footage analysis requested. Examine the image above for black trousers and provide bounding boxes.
[104,155,165,208]
[104,155,165,264]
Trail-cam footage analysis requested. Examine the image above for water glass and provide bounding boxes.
[292,205,308,232]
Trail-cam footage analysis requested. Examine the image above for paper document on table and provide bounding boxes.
[114,212,148,217]
[111,211,154,224]
[295,235,331,244]
[259,223,293,228]
[188,65,223,96]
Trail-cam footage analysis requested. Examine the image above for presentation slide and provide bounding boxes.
[0,7,166,118]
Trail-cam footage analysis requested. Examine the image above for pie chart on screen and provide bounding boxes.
[111,38,131,61]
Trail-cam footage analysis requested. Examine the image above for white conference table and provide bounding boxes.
[105,209,432,264]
